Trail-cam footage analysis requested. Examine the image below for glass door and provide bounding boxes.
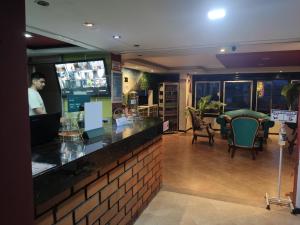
[223,81,253,111]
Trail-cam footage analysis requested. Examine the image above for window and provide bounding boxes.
[223,81,252,111]
[194,81,220,108]
[256,80,289,112]
[256,81,272,113]
[272,80,288,110]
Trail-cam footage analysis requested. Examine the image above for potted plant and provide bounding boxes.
[281,83,300,111]
[197,95,225,119]
[185,96,225,129]
[281,83,300,153]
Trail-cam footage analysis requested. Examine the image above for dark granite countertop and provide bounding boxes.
[32,118,162,205]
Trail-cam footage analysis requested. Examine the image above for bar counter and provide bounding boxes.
[33,118,163,225]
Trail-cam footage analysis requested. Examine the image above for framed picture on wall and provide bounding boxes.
[111,71,122,103]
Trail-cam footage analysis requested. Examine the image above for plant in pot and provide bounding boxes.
[281,82,300,153]
[187,96,225,128]
[281,83,300,111]
[197,95,225,119]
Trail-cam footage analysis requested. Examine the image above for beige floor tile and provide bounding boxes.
[161,133,296,207]
[135,133,299,225]
[134,191,300,225]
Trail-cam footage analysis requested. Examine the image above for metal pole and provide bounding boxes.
[265,114,296,213]
[277,145,283,200]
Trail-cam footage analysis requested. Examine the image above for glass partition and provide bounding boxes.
[256,81,272,113]
[272,80,288,110]
[223,81,253,111]
[194,81,220,107]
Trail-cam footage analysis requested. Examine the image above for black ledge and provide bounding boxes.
[32,118,162,205]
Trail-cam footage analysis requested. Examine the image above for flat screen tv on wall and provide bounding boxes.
[55,59,110,96]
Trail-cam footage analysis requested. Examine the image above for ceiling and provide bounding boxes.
[26,0,300,74]
[26,32,74,49]
[216,50,300,68]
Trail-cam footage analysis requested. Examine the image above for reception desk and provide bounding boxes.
[33,118,163,225]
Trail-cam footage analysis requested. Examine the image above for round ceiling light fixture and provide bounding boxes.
[24,33,33,38]
[113,35,121,39]
[220,48,226,53]
[34,0,50,7]
[83,22,94,27]
[208,8,226,20]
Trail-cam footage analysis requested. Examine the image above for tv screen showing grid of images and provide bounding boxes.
[55,60,108,96]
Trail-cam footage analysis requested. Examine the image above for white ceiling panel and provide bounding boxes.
[26,0,300,72]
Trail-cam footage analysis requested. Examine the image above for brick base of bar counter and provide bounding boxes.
[34,137,162,225]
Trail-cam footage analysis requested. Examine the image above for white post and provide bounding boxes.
[278,145,283,200]
[296,95,300,209]
[296,157,300,208]
[266,111,296,212]
[179,73,187,131]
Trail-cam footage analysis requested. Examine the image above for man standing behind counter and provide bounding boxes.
[28,72,47,116]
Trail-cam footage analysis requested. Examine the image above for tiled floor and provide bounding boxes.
[161,132,297,207]
[135,132,299,225]
[135,191,300,225]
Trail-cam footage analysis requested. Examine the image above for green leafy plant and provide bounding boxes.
[197,95,225,119]
[281,83,300,110]
[138,74,150,90]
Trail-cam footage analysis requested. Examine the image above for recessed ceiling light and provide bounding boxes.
[235,72,239,74]
[83,22,94,27]
[113,35,121,39]
[279,70,283,73]
[208,9,226,20]
[220,48,226,53]
[24,33,33,38]
[151,70,154,72]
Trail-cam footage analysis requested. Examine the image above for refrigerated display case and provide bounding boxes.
[158,82,179,132]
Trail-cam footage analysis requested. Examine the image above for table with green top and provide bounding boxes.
[216,109,275,139]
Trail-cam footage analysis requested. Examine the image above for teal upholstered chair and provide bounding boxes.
[228,116,261,160]
[216,109,274,140]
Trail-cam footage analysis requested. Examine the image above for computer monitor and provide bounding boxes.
[30,112,61,147]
